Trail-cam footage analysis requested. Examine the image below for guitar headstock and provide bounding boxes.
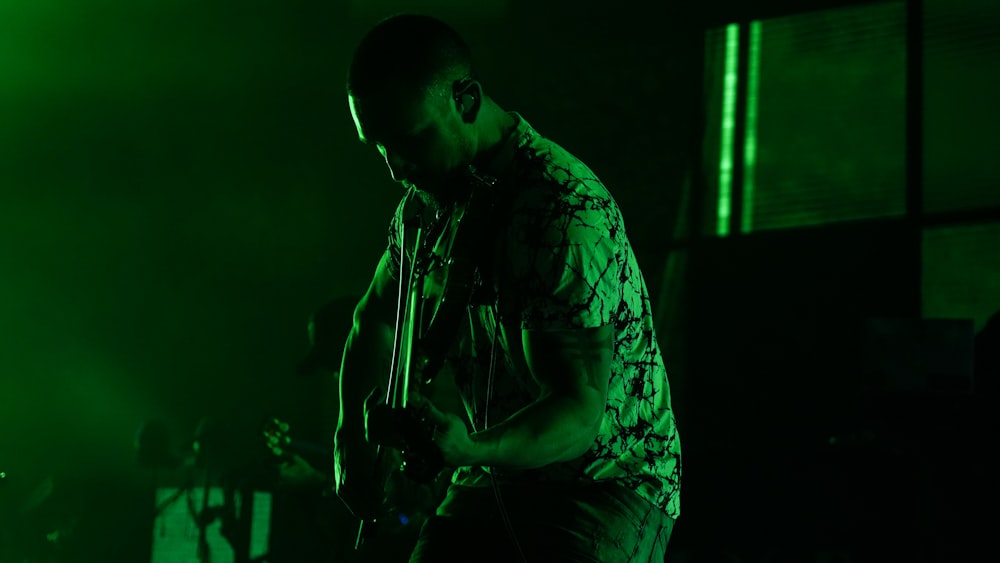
[261,417,292,459]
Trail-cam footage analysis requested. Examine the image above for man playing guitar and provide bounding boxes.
[335,14,681,562]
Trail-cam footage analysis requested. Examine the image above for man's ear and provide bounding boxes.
[453,79,482,123]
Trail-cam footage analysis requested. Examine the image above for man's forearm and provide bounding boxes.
[466,390,603,471]
[332,317,396,517]
[337,318,395,438]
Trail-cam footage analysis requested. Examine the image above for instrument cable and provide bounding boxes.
[485,307,529,563]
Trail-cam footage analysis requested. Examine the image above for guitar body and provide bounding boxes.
[262,418,447,548]
[390,406,446,484]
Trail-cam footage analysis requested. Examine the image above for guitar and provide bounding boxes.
[262,417,444,536]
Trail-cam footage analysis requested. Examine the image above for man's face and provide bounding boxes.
[349,86,472,195]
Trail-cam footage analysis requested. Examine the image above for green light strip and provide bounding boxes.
[741,21,762,234]
[718,23,740,237]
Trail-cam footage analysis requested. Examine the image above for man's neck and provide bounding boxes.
[471,101,516,172]
[427,101,515,206]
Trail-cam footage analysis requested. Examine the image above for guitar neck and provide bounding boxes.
[263,418,336,475]
[284,439,333,463]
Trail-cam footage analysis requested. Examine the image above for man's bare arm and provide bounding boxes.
[333,250,399,518]
[422,325,613,471]
[337,253,398,432]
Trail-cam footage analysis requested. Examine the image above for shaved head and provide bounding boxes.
[346,14,485,198]
[347,14,475,103]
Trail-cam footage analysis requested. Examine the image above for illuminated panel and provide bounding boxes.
[736,2,907,231]
[923,222,1000,333]
[923,0,1000,213]
[151,487,271,563]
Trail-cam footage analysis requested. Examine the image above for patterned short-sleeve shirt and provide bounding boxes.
[385,114,681,519]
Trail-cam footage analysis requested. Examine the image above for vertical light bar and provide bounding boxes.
[718,23,741,237]
[249,492,271,560]
[741,20,762,234]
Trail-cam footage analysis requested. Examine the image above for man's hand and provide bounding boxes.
[335,388,387,521]
[410,394,478,467]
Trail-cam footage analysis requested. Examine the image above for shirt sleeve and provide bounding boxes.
[507,182,623,331]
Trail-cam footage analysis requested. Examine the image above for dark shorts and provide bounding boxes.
[409,480,674,563]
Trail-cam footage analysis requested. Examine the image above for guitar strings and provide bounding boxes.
[486,304,529,563]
